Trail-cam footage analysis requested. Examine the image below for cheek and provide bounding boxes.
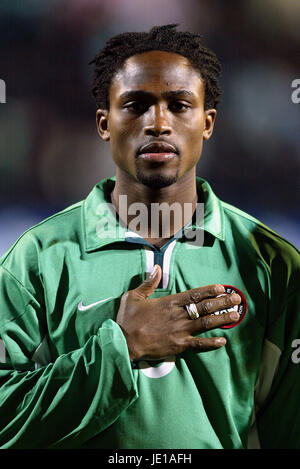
[177,119,204,172]
[180,119,204,153]
[108,126,130,160]
[108,118,138,171]
[109,113,139,148]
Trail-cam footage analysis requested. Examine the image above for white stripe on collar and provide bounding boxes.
[162,239,177,288]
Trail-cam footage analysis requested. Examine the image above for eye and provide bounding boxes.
[123,102,148,114]
[169,101,190,112]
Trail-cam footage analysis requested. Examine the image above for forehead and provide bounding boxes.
[110,50,204,99]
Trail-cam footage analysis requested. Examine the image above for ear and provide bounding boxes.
[203,109,217,140]
[96,109,110,141]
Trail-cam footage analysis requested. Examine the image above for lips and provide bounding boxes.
[138,141,178,155]
[137,141,178,162]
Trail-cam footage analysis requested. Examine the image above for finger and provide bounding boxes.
[186,335,227,352]
[163,284,226,307]
[195,292,241,317]
[133,264,162,299]
[190,310,240,333]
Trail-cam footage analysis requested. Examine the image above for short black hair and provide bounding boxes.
[89,24,222,111]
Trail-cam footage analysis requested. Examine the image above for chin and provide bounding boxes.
[136,170,178,189]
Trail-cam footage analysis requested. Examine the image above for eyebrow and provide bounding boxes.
[119,89,196,101]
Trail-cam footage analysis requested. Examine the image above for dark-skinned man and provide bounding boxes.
[0,25,299,449]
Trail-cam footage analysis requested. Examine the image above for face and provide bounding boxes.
[96,50,216,189]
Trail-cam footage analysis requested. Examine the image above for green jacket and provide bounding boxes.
[0,177,299,448]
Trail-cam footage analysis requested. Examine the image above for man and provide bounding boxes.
[0,24,299,449]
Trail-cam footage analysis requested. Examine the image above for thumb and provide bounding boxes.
[134,264,162,299]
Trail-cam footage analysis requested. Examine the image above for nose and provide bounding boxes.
[144,104,172,137]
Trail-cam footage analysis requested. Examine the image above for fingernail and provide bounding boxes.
[231,294,240,303]
[149,265,158,279]
[215,285,225,294]
[216,337,226,345]
[230,312,239,320]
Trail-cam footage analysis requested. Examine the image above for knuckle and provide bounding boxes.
[201,314,212,330]
[199,301,209,315]
[168,297,177,309]
[190,290,202,303]
[225,294,234,307]
[170,342,180,354]
[195,338,204,348]
[169,307,178,321]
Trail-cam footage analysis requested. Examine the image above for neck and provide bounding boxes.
[111,168,198,247]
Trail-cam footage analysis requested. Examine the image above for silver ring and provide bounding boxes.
[185,303,199,320]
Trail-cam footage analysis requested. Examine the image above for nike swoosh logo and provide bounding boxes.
[77,297,113,311]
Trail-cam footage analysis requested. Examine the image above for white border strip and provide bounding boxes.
[125,230,142,239]
[162,240,177,289]
[144,247,155,277]
[0,339,6,363]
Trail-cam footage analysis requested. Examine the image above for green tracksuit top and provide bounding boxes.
[0,177,299,449]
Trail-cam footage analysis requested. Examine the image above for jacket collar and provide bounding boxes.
[82,176,225,252]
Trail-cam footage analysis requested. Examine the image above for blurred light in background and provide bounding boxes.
[0,0,299,255]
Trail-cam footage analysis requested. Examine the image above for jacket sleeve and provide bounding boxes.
[248,233,300,452]
[253,288,300,449]
[0,265,139,449]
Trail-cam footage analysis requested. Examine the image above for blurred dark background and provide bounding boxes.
[0,0,299,255]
